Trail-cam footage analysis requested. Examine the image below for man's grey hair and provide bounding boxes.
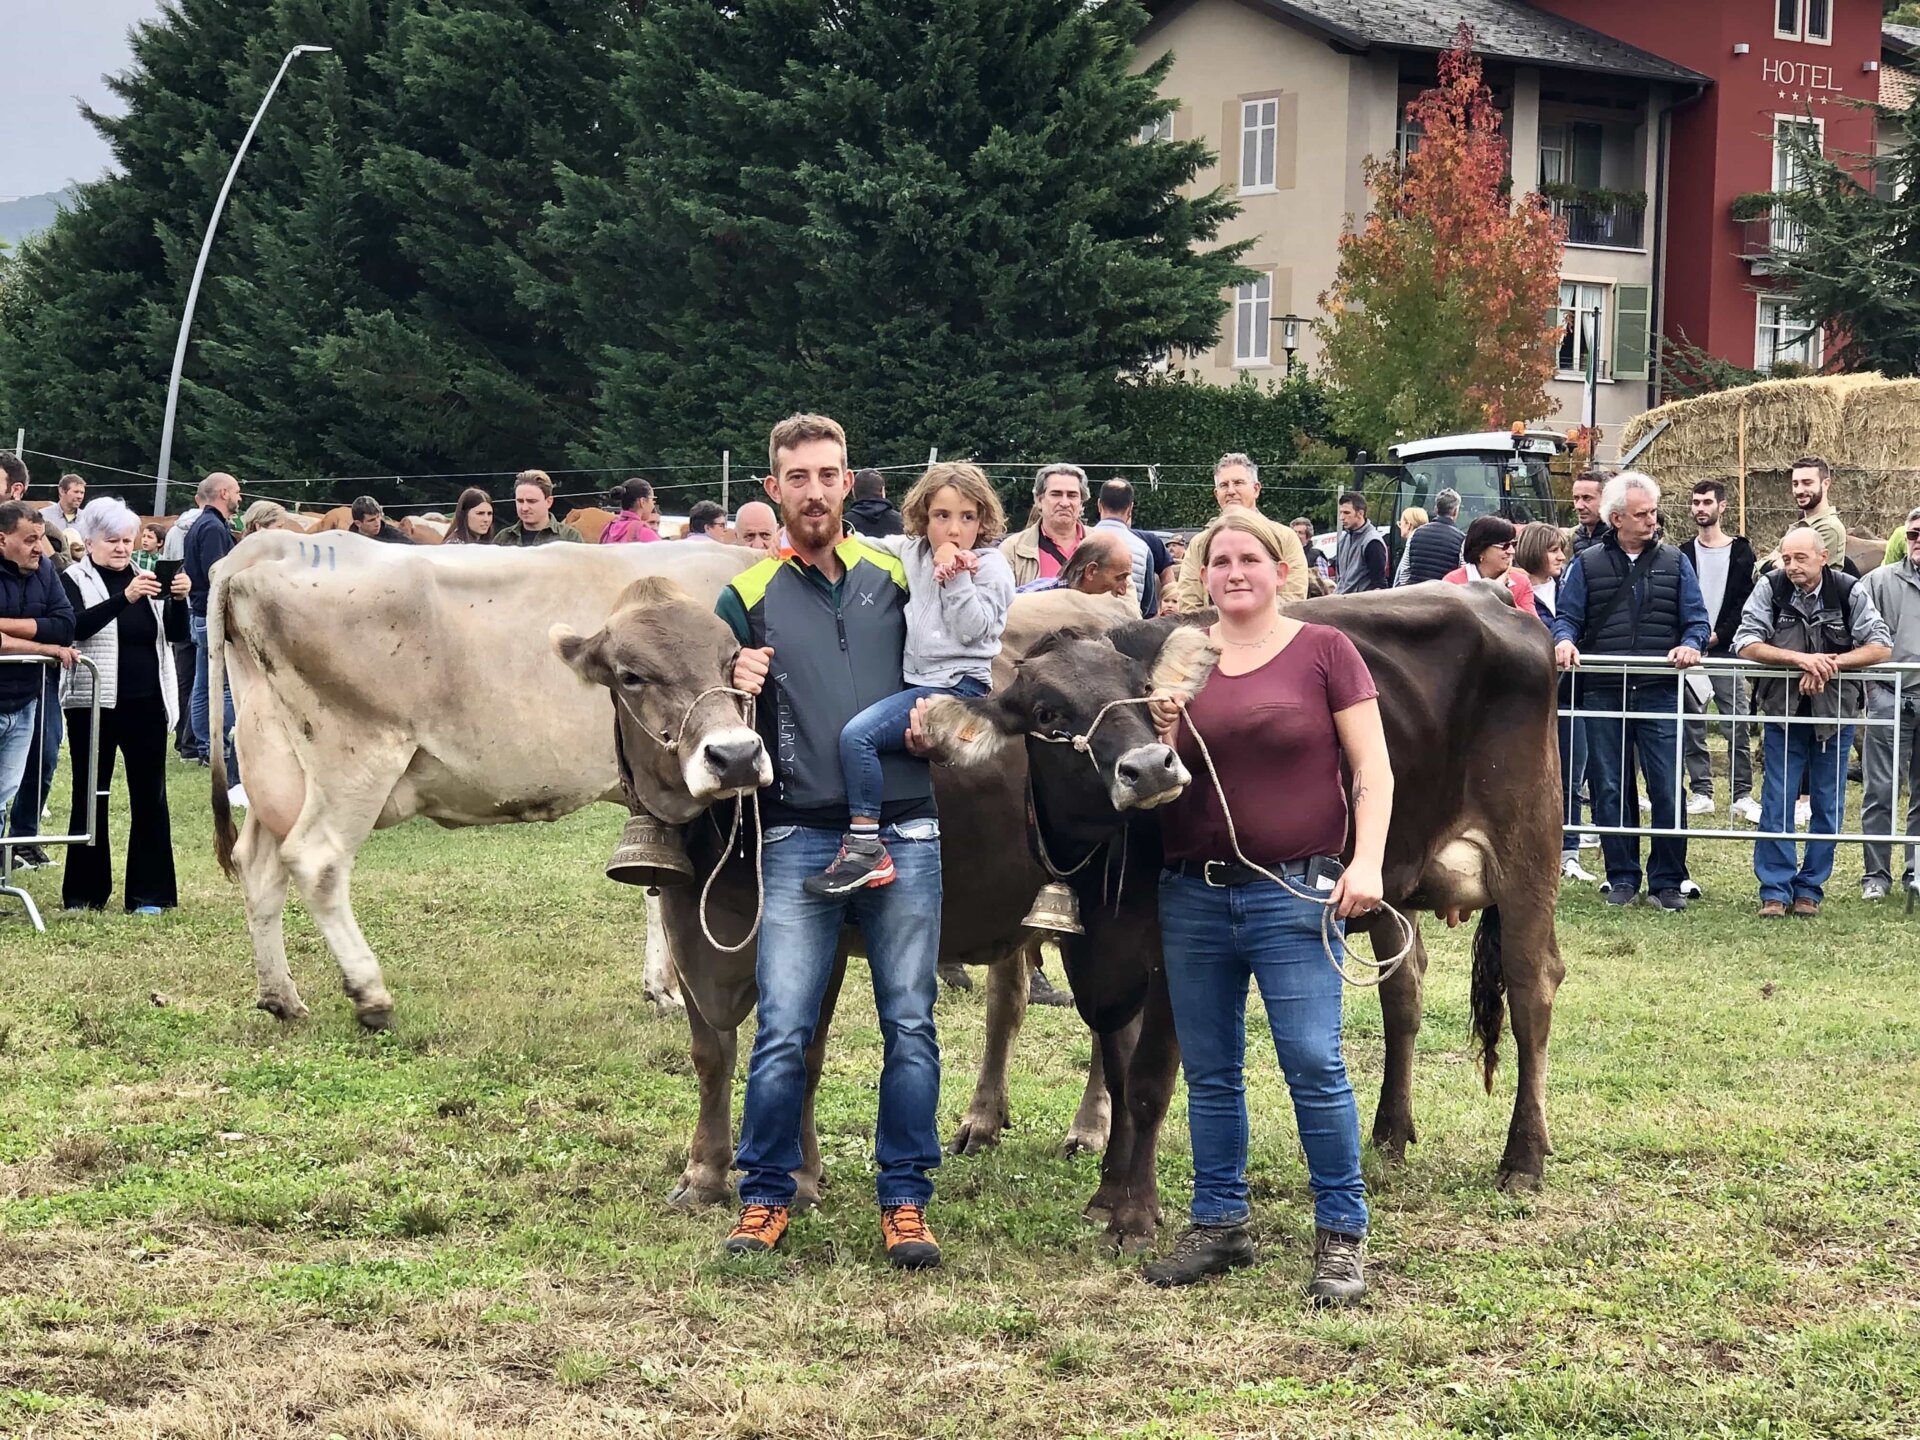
[1907,505,1920,525]
[1781,521,1829,556]
[1058,529,1124,589]
[1213,452,1258,483]
[1600,471,1661,524]
[1033,463,1089,502]
[74,496,141,544]
[1434,488,1461,518]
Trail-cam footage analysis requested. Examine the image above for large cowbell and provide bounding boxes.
[1021,879,1084,936]
[606,812,694,890]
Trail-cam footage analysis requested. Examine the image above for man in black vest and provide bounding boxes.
[1732,524,1890,918]
[1396,487,1464,585]
[1679,480,1759,820]
[717,413,944,1270]
[1552,472,1710,911]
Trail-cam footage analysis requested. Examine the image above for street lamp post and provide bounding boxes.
[1278,312,1302,375]
[152,44,332,515]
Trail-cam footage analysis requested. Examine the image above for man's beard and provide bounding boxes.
[1694,511,1717,529]
[785,503,841,547]
[1797,490,1822,513]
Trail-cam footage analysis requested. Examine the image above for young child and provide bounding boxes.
[807,462,1015,895]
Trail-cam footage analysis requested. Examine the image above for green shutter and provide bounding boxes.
[1613,284,1651,381]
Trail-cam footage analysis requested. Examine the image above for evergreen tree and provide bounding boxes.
[1761,90,1920,377]
[539,0,1247,470]
[0,0,632,504]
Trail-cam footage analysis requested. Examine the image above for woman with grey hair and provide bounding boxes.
[58,496,189,913]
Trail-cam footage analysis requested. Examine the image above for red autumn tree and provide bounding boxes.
[1317,28,1566,452]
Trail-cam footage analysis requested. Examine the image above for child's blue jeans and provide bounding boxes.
[840,676,990,821]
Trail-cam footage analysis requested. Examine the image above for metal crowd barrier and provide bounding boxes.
[0,653,103,932]
[1560,654,1920,847]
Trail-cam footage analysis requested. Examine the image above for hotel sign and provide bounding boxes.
[1763,57,1846,101]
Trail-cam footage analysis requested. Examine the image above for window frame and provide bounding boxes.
[1555,279,1613,382]
[1755,296,1822,373]
[1805,0,1832,45]
[1239,96,1280,193]
[1772,113,1825,252]
[1775,0,1802,41]
[1233,272,1273,368]
[1137,112,1175,145]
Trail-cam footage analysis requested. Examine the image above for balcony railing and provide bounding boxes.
[1735,202,1807,269]
[1548,194,1646,249]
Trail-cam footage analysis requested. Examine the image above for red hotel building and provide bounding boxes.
[1525,0,1883,374]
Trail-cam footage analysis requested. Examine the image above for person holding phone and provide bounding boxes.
[1141,507,1392,1306]
[58,497,189,913]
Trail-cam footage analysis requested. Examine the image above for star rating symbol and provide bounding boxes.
[1779,88,1788,98]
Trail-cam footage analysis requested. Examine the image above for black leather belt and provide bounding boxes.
[1172,858,1317,888]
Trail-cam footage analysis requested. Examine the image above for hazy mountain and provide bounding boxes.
[0,189,74,249]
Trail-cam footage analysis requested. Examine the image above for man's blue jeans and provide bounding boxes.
[1582,680,1687,895]
[1558,673,1589,855]
[839,678,988,822]
[736,820,943,1208]
[1756,721,1854,905]
[3,670,59,842]
[189,613,238,779]
[0,696,39,833]
[1157,871,1369,1236]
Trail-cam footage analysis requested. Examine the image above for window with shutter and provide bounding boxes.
[1613,284,1651,381]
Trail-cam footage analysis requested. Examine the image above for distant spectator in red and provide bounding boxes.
[601,477,662,544]
[1445,514,1537,619]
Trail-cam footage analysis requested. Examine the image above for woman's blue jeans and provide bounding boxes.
[1158,870,1369,1236]
[838,676,988,821]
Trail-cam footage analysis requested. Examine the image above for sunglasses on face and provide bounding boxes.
[1908,528,1920,541]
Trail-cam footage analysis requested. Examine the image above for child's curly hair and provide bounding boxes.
[900,461,1007,546]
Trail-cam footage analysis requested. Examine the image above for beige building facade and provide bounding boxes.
[1136,0,1706,459]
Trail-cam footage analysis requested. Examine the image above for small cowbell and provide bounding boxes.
[606,812,694,889]
[1021,880,1084,936]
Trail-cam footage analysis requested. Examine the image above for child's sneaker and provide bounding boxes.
[804,835,896,896]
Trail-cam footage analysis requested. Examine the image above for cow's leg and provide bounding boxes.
[1081,1014,1142,1224]
[1371,921,1429,1163]
[1103,973,1180,1252]
[1061,1037,1109,1158]
[794,946,850,1210]
[277,758,410,1028]
[671,998,737,1209]
[642,891,684,1012]
[1492,899,1564,1191]
[235,811,305,1021]
[949,942,1032,1156]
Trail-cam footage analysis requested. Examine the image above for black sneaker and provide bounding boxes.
[10,844,51,871]
[803,835,895,897]
[1142,1222,1256,1288]
[1601,884,1638,907]
[1649,888,1688,912]
[1307,1228,1367,1307]
[1028,965,1073,1008]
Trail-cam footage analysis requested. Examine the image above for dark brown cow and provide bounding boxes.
[554,586,1144,1209]
[924,584,1566,1243]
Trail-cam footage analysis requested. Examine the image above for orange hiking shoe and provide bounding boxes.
[723,1203,789,1256]
[880,1204,941,1269]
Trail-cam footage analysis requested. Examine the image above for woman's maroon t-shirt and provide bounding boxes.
[1161,623,1378,866]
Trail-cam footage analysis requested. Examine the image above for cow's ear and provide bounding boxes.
[550,623,613,688]
[1146,624,1220,703]
[1109,613,1198,667]
[922,692,1023,767]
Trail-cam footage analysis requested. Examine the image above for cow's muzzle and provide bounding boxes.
[686,726,771,799]
[1110,743,1190,810]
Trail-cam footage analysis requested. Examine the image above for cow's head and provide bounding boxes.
[552,577,772,824]
[924,618,1218,815]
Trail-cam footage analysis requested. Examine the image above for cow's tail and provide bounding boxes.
[1470,905,1506,1094]
[209,572,239,881]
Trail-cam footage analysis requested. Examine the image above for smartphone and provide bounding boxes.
[153,559,182,590]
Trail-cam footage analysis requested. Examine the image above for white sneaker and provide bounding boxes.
[1686,793,1714,816]
[1679,878,1703,900]
[1579,832,1602,849]
[1794,797,1811,828]
[1561,854,1596,883]
[227,784,249,810]
[1731,796,1763,824]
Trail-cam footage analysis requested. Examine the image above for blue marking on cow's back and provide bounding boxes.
[328,546,336,571]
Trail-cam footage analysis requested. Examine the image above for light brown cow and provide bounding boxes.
[564,506,615,544]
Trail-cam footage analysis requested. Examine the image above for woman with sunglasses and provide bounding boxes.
[1444,514,1538,620]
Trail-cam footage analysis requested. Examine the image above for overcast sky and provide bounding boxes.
[3,0,164,198]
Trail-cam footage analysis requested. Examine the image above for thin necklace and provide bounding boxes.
[1215,620,1278,648]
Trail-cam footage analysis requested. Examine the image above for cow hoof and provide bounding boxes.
[1496,1167,1544,1194]
[668,1176,731,1210]
[355,1006,395,1032]
[1374,1138,1409,1166]
[254,995,308,1022]
[647,989,685,1014]
[1107,1230,1156,1257]
[1060,1130,1106,1159]
[948,1115,1006,1156]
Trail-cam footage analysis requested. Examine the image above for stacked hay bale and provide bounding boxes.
[1621,374,1918,549]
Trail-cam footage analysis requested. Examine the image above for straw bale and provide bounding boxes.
[1837,377,1920,473]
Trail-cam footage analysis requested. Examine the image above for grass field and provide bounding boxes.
[3,756,1918,1439]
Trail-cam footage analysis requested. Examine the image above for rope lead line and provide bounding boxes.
[1031,689,1415,989]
